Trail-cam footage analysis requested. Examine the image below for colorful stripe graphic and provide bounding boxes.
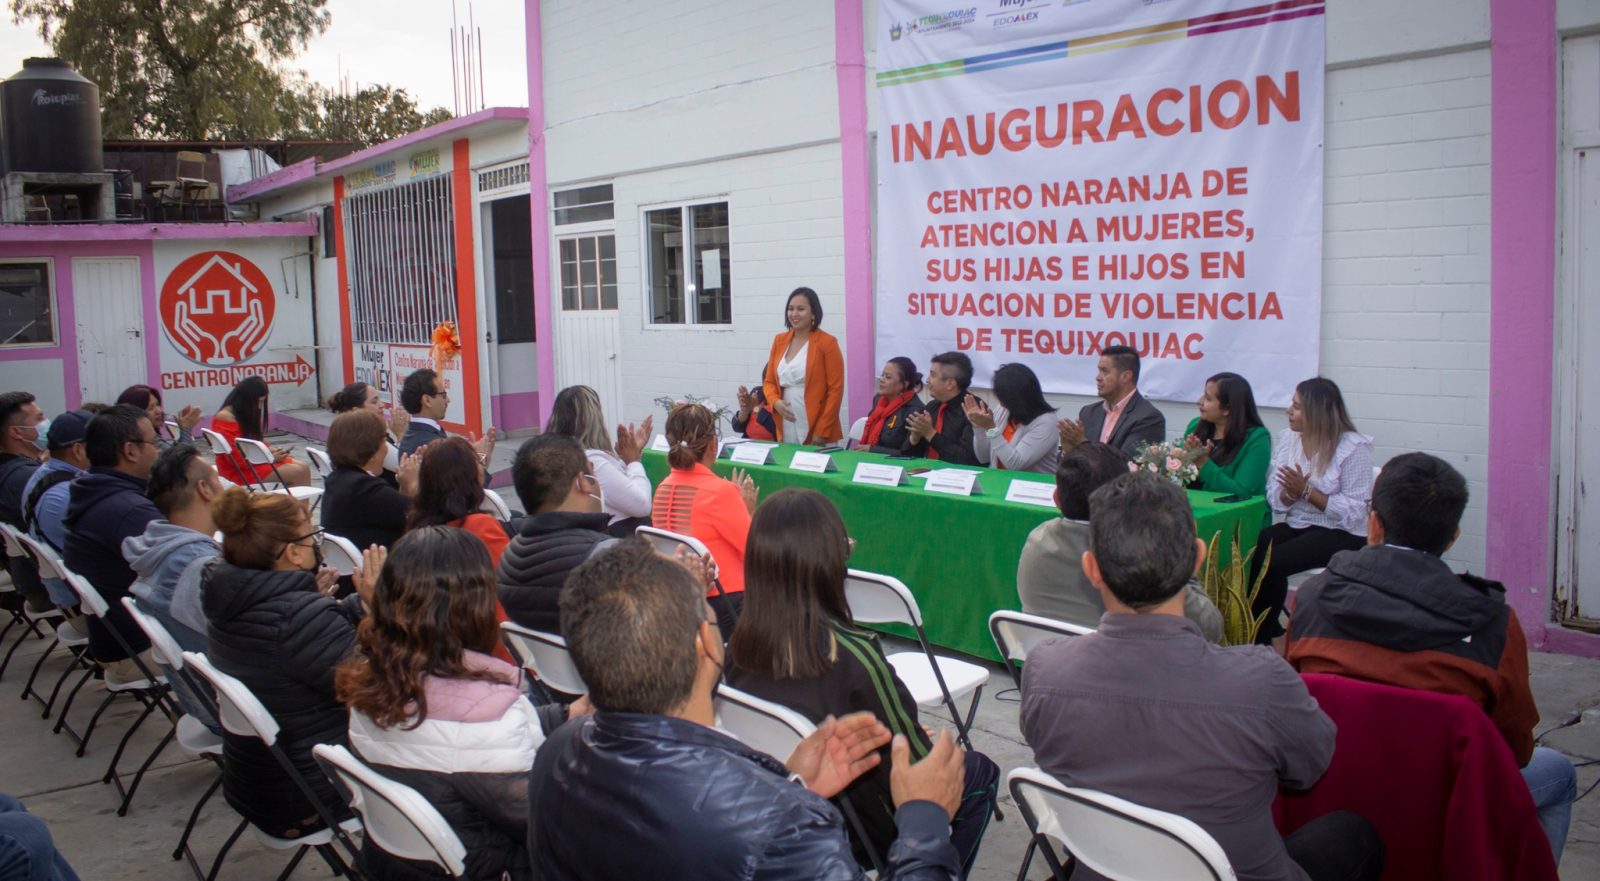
[876,0,1324,88]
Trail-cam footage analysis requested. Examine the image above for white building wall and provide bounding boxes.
[540,0,848,425]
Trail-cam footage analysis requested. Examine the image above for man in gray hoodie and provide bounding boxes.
[123,444,222,652]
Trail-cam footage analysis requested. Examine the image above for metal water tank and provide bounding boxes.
[0,58,103,175]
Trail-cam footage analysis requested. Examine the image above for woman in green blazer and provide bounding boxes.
[1183,372,1271,497]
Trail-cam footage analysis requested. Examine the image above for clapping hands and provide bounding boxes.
[962,396,996,432]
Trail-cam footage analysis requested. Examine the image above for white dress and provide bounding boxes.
[778,340,810,443]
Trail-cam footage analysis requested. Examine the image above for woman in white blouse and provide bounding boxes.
[965,362,1062,473]
[1249,377,1375,645]
[544,385,653,537]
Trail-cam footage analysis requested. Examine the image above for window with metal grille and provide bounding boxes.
[479,163,529,192]
[343,176,458,344]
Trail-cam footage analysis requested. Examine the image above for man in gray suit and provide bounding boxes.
[1058,345,1165,459]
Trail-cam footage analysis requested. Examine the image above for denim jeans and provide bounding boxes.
[1522,746,1577,865]
[1284,810,1385,881]
[0,793,80,881]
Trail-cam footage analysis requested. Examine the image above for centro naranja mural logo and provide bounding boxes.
[159,251,276,366]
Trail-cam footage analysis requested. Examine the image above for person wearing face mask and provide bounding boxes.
[201,487,359,840]
[496,435,615,635]
[763,286,845,445]
[62,405,164,683]
[0,392,50,613]
[321,410,421,552]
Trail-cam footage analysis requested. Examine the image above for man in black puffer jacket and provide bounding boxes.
[61,405,161,680]
[497,435,612,633]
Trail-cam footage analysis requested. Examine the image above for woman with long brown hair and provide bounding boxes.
[201,488,356,839]
[407,436,510,564]
[1250,376,1375,645]
[725,488,997,876]
[211,375,312,487]
[338,527,560,881]
[650,402,757,638]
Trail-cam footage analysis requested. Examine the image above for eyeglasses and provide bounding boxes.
[430,387,450,399]
[288,528,324,546]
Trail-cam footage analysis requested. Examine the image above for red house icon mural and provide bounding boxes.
[159,251,277,366]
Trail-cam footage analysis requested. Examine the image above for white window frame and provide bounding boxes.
[639,198,732,330]
[0,257,58,349]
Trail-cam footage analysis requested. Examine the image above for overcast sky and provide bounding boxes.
[2,0,528,116]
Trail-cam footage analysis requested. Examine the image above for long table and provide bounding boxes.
[642,443,1267,662]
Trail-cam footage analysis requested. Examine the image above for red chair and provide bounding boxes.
[1274,673,1557,881]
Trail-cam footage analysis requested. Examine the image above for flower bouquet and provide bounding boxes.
[1131,439,1203,486]
[652,393,732,426]
[429,321,461,373]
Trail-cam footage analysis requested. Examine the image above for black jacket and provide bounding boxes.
[0,452,40,528]
[1077,391,1167,459]
[529,712,960,881]
[905,394,978,465]
[496,510,613,633]
[321,465,411,550]
[866,396,928,455]
[62,467,160,661]
[398,420,447,457]
[201,559,361,837]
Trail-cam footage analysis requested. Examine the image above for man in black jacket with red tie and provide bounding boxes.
[903,352,980,465]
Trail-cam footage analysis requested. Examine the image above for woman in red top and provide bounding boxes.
[406,437,515,664]
[651,403,759,639]
[211,375,312,487]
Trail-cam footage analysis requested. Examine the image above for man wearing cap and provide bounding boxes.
[21,410,94,612]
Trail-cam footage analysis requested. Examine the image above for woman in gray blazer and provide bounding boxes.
[967,363,1062,473]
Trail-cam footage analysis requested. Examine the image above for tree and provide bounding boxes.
[11,0,455,147]
[291,84,454,148]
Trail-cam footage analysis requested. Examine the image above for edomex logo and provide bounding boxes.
[159,251,276,366]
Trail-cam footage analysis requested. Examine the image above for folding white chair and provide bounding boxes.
[847,416,868,450]
[480,487,512,521]
[1007,766,1235,881]
[121,597,223,826]
[636,526,724,596]
[200,427,250,483]
[0,521,62,681]
[163,420,181,441]
[988,610,1094,692]
[714,685,884,874]
[182,651,362,878]
[321,533,364,577]
[1,524,84,715]
[498,622,587,696]
[304,445,333,481]
[314,744,469,878]
[234,437,324,511]
[843,569,988,750]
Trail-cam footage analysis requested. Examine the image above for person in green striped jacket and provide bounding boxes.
[726,488,998,879]
[1183,372,1272,498]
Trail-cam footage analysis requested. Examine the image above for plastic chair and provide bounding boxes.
[636,526,724,596]
[162,420,181,441]
[714,685,884,874]
[122,598,223,828]
[304,445,332,481]
[480,487,512,521]
[321,533,364,577]
[498,622,587,696]
[847,416,867,449]
[988,610,1094,691]
[200,427,251,483]
[1007,766,1235,881]
[314,744,469,878]
[235,437,324,510]
[843,569,988,750]
[0,522,60,681]
[181,651,362,878]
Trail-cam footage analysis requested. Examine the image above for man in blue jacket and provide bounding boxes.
[530,539,965,880]
[62,405,162,682]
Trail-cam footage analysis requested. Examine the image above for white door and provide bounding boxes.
[72,257,145,402]
[553,233,624,422]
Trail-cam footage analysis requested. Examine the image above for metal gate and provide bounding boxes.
[342,175,458,345]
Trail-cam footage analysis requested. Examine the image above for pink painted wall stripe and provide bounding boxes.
[836,0,875,421]
[525,1,555,429]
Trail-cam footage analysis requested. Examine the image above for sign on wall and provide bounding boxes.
[352,343,466,427]
[874,0,1325,406]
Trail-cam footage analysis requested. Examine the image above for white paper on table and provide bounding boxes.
[852,462,908,486]
[924,469,983,496]
[701,249,722,289]
[728,443,777,465]
[789,451,838,473]
[1005,480,1058,508]
[650,434,671,453]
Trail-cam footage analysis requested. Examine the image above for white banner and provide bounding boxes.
[874,0,1325,406]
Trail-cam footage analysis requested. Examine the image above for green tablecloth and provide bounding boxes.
[641,443,1267,662]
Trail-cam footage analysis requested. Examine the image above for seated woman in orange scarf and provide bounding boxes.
[211,375,312,487]
[860,356,926,454]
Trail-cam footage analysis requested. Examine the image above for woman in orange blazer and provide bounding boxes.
[763,286,844,444]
